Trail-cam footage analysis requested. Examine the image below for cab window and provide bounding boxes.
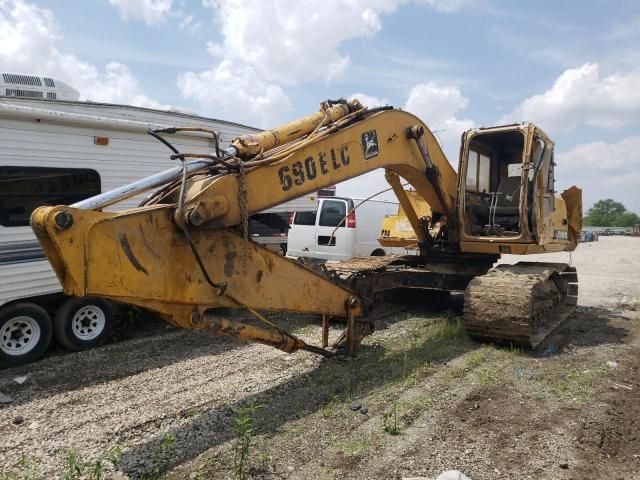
[466,150,491,192]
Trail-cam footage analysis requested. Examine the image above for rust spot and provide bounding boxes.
[118,233,149,275]
[224,251,237,277]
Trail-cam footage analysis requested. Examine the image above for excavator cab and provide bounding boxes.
[457,123,564,248]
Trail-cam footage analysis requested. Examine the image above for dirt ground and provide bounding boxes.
[0,236,638,480]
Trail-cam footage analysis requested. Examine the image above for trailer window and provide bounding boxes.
[319,200,347,227]
[0,167,101,227]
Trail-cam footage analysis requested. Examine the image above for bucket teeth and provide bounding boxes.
[463,262,578,348]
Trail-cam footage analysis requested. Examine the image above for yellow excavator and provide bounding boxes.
[30,99,582,356]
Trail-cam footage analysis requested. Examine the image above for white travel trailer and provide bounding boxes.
[0,74,316,366]
[287,196,414,261]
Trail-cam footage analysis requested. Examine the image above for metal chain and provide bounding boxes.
[238,160,249,272]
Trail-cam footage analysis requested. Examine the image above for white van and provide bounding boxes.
[287,196,410,261]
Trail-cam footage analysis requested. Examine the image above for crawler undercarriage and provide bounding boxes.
[313,254,578,348]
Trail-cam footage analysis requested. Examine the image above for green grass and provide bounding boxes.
[547,368,603,403]
[321,393,341,418]
[0,455,43,480]
[337,438,371,455]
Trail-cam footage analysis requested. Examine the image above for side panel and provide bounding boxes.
[353,201,398,256]
[286,212,317,258]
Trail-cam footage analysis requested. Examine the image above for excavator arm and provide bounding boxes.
[156,106,458,229]
[30,101,460,355]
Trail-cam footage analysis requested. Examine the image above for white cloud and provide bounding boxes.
[556,136,640,212]
[0,0,158,107]
[559,136,640,171]
[501,63,640,132]
[348,93,389,108]
[182,0,463,125]
[108,0,174,26]
[202,0,399,86]
[404,82,474,159]
[418,0,468,12]
[178,59,291,127]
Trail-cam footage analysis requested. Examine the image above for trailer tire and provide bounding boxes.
[54,297,114,351]
[0,303,53,367]
[371,248,386,256]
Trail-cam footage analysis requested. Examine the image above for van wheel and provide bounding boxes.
[0,303,53,367]
[371,249,386,256]
[54,297,114,351]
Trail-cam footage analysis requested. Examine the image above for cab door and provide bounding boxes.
[530,133,556,244]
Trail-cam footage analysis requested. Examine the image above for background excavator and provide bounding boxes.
[31,99,582,356]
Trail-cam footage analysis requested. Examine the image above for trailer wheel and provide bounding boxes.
[0,303,53,367]
[371,248,386,256]
[54,297,114,351]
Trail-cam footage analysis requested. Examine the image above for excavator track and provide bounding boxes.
[463,262,578,348]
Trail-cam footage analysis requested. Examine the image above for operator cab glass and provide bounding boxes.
[462,129,526,238]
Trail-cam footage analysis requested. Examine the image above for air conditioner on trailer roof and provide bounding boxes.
[0,73,80,101]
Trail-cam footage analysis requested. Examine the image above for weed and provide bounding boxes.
[62,450,83,480]
[549,368,601,402]
[338,438,371,455]
[465,348,489,368]
[60,446,124,480]
[87,446,122,480]
[404,395,432,414]
[140,433,178,480]
[478,365,499,385]
[182,408,199,419]
[158,433,177,472]
[321,393,340,418]
[256,452,270,466]
[382,404,401,435]
[0,455,43,480]
[233,404,263,480]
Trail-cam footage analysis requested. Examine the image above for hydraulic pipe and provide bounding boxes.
[71,160,212,211]
[228,99,363,158]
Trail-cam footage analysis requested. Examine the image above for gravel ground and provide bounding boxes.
[0,236,638,479]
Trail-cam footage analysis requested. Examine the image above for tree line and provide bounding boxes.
[583,199,640,227]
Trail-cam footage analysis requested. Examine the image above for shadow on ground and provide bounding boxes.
[0,310,319,407]
[119,298,634,478]
[119,296,473,478]
[534,306,631,356]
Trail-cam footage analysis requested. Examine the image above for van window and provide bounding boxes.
[0,166,101,227]
[293,211,316,226]
[319,200,347,227]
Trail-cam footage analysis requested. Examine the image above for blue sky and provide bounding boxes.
[1,0,639,211]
